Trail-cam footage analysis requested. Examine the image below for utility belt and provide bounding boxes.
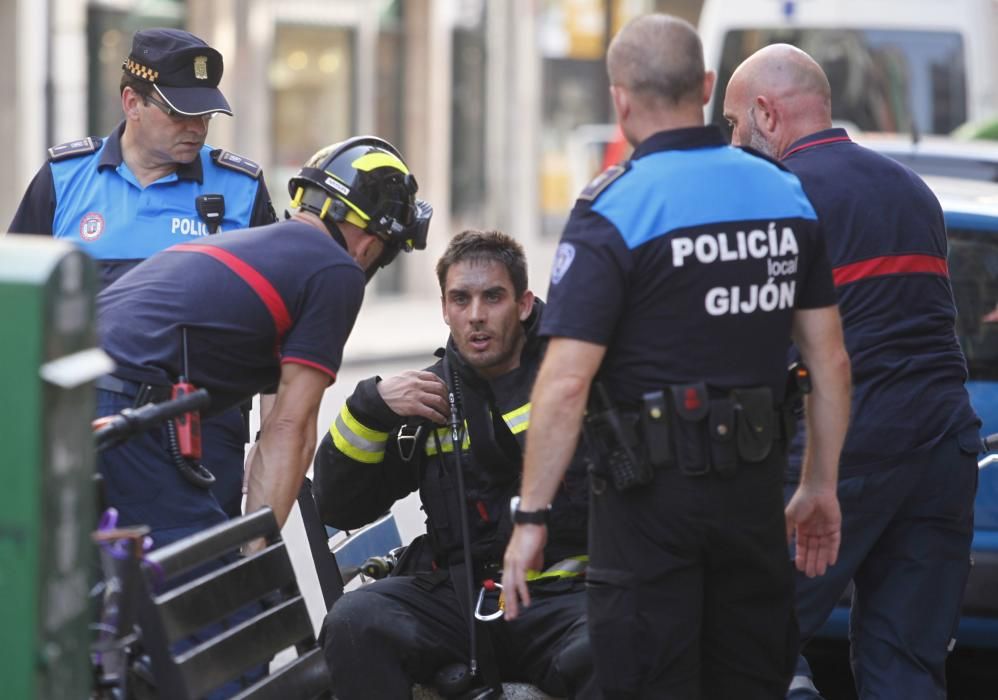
[94,373,216,490]
[472,555,588,622]
[95,374,172,407]
[585,381,797,491]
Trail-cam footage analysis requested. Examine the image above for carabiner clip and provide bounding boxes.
[397,423,423,462]
[474,580,504,622]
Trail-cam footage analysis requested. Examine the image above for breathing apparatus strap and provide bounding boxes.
[442,353,503,696]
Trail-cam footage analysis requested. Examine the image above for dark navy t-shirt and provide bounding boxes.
[541,126,837,406]
[783,128,979,476]
[98,220,365,414]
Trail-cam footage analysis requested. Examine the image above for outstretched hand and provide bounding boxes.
[501,524,547,620]
[377,371,450,424]
[785,485,841,578]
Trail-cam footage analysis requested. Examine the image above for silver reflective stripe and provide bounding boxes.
[788,674,819,693]
[503,404,530,434]
[334,412,387,456]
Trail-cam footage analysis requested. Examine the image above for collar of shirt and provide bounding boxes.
[96,120,205,183]
[782,127,852,160]
[631,125,727,160]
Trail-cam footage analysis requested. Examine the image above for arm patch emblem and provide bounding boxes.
[48,137,102,162]
[212,149,262,179]
[577,163,629,202]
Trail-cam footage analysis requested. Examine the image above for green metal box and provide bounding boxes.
[0,238,112,699]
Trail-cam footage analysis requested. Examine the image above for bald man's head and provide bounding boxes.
[723,44,833,158]
[607,14,705,108]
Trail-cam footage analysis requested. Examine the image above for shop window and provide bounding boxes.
[87,2,185,136]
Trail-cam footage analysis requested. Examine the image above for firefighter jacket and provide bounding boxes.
[312,300,589,571]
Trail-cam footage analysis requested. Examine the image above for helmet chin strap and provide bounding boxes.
[322,217,348,249]
[364,240,403,283]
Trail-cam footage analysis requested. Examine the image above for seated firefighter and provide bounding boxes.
[313,230,597,699]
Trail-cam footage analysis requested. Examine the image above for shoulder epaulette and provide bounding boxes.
[577,162,630,202]
[211,149,262,179]
[47,137,102,162]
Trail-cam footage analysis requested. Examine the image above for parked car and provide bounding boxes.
[857,133,998,183]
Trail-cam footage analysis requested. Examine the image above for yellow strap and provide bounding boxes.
[525,555,589,582]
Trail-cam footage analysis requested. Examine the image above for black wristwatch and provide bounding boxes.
[510,496,551,526]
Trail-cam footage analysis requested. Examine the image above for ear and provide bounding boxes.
[610,84,629,123]
[756,94,778,133]
[702,70,716,106]
[517,290,535,321]
[122,87,142,120]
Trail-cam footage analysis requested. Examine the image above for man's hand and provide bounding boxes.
[377,370,450,424]
[501,523,547,620]
[785,484,841,578]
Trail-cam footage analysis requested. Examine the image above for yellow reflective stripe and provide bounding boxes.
[352,151,410,175]
[341,405,390,443]
[424,423,471,456]
[502,403,530,435]
[330,405,388,464]
[525,555,588,582]
[423,405,531,454]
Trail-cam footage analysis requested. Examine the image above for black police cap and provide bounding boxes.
[123,28,232,117]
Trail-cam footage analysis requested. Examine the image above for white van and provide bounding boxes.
[698,0,998,135]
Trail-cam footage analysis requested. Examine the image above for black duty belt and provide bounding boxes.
[94,375,172,406]
[585,382,792,491]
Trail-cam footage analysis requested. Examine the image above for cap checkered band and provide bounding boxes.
[123,58,159,83]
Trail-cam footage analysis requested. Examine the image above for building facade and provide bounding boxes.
[4,0,701,355]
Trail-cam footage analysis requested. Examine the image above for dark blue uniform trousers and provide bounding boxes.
[786,430,978,700]
[322,574,598,699]
[587,450,797,699]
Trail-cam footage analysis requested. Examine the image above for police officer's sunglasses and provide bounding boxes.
[144,93,213,122]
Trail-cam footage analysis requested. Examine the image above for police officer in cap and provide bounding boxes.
[502,14,851,699]
[10,27,276,286]
[10,27,277,521]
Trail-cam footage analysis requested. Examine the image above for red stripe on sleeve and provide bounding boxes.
[280,357,337,382]
[172,243,292,336]
[832,254,949,287]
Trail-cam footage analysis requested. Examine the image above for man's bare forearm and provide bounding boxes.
[245,418,316,527]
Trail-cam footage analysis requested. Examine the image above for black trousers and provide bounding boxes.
[587,450,797,699]
[322,574,599,699]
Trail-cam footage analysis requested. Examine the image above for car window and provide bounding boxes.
[949,227,998,379]
[712,28,967,137]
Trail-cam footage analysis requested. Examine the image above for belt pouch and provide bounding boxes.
[584,411,651,491]
[670,383,710,476]
[733,387,774,462]
[641,390,673,468]
[708,399,737,477]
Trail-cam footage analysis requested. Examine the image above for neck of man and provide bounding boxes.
[624,102,706,146]
[120,124,182,187]
[773,98,834,159]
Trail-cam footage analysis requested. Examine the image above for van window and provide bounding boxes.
[712,29,967,136]
[949,229,998,380]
